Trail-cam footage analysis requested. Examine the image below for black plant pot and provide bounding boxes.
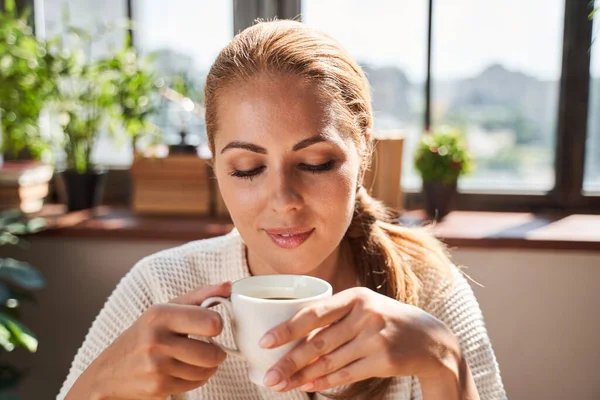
[423,180,457,221]
[60,170,107,212]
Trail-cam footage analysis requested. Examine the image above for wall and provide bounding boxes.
[2,238,599,399]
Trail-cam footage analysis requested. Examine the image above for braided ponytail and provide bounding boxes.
[328,188,451,400]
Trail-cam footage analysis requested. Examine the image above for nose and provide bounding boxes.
[268,169,304,213]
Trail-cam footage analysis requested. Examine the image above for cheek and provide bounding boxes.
[305,164,357,223]
[214,169,259,220]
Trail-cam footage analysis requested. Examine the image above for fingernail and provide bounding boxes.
[300,382,314,392]
[259,333,276,348]
[263,369,281,387]
[272,380,288,392]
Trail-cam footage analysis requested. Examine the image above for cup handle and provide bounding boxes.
[200,296,244,360]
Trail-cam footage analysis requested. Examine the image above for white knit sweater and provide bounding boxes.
[57,229,506,400]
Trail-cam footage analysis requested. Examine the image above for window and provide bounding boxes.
[131,0,233,153]
[39,0,128,59]
[584,15,600,194]
[302,0,429,189]
[301,0,599,212]
[35,0,233,167]
[431,0,564,192]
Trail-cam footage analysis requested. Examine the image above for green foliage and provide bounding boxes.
[101,48,161,142]
[169,72,204,104]
[0,0,57,160]
[0,209,46,393]
[414,126,474,184]
[49,12,160,173]
[1,1,160,172]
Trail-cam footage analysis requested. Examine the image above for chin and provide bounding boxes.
[262,251,323,276]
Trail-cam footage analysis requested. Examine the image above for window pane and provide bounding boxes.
[302,0,428,190]
[432,0,564,191]
[132,0,233,155]
[38,0,233,167]
[39,0,127,59]
[584,15,600,194]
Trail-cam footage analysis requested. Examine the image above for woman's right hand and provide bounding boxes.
[65,282,232,400]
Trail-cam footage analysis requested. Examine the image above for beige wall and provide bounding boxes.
[2,238,599,399]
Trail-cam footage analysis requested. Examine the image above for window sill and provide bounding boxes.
[28,205,600,252]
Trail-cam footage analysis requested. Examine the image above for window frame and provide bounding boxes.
[297,0,600,213]
[421,0,599,212]
[22,0,599,212]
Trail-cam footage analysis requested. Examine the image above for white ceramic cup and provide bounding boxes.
[200,275,332,386]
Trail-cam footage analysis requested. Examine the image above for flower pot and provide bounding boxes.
[60,170,107,212]
[423,180,457,221]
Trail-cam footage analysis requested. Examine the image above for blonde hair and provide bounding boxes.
[205,19,452,400]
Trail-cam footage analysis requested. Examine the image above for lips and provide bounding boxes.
[264,227,314,249]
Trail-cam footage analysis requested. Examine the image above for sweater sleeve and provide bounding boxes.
[419,265,507,400]
[56,259,158,399]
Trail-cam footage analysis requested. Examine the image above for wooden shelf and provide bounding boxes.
[30,205,233,242]
[27,205,600,251]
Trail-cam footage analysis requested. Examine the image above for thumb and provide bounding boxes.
[170,281,232,305]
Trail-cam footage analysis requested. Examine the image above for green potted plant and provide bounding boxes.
[414,126,474,220]
[48,17,159,211]
[0,209,46,398]
[0,0,57,161]
[100,44,161,154]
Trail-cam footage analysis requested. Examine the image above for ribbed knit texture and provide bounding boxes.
[57,229,506,400]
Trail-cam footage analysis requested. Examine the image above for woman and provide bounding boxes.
[59,20,505,400]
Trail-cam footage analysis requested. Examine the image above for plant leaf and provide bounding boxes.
[0,233,19,247]
[4,0,15,13]
[0,283,10,305]
[0,259,45,289]
[26,218,46,233]
[0,322,15,352]
[0,313,37,352]
[0,210,23,230]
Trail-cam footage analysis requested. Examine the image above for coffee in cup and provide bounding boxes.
[200,274,332,386]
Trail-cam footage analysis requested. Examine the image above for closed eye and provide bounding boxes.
[230,166,265,180]
[299,160,336,173]
[229,160,336,181]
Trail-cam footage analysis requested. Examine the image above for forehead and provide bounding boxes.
[214,74,347,150]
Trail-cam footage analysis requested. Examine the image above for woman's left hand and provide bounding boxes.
[259,287,462,393]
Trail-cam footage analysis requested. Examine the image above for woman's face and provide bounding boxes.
[213,74,363,277]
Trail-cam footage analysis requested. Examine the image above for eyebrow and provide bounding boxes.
[220,135,333,154]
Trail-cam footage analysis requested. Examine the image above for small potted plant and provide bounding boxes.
[49,17,159,211]
[414,126,474,220]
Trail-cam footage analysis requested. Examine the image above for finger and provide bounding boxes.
[147,303,224,337]
[265,315,358,386]
[166,335,227,368]
[280,337,368,392]
[298,356,378,393]
[167,359,219,382]
[260,290,357,349]
[170,281,232,305]
[162,376,210,396]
